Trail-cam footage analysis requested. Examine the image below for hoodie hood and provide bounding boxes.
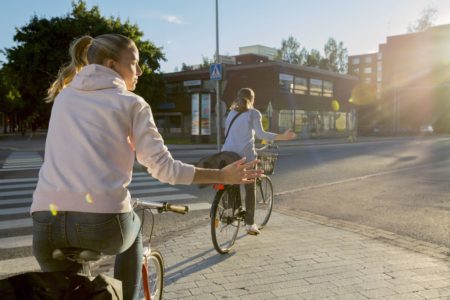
[70,64,127,91]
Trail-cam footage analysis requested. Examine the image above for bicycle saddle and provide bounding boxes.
[52,248,102,262]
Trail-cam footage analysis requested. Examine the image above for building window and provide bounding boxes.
[365,56,372,63]
[364,78,372,83]
[364,67,372,74]
[323,81,333,97]
[278,110,294,131]
[279,73,294,93]
[353,68,360,74]
[377,52,382,60]
[293,76,308,94]
[309,78,323,96]
[352,57,360,64]
[377,61,382,72]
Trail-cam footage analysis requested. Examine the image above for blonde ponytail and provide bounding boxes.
[231,88,255,112]
[45,36,93,102]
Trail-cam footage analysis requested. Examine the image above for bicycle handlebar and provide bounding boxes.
[133,199,189,215]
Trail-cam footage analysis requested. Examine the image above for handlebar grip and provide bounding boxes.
[166,203,189,214]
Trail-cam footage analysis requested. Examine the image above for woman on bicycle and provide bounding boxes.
[222,87,296,235]
[31,34,261,300]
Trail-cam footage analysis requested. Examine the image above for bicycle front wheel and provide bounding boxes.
[254,176,274,229]
[141,248,164,300]
[210,189,240,254]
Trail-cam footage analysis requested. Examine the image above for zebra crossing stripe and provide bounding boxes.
[0,167,41,172]
[0,235,32,249]
[0,178,38,184]
[0,218,32,230]
[138,194,197,202]
[1,152,43,172]
[0,256,40,277]
[0,187,177,198]
[0,189,35,197]
[0,207,29,216]
[0,198,31,206]
[0,183,37,190]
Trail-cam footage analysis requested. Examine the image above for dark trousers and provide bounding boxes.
[244,181,256,225]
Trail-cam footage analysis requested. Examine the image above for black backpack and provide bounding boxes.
[0,271,122,300]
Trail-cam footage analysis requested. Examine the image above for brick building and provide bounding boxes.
[349,24,450,134]
[159,47,358,140]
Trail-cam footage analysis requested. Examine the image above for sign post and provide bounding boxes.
[213,0,221,151]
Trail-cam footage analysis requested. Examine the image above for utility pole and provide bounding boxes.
[215,0,221,151]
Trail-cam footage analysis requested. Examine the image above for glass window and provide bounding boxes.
[279,73,294,93]
[377,52,383,60]
[377,61,382,72]
[365,56,372,63]
[278,110,293,131]
[352,57,360,64]
[323,81,333,97]
[353,67,360,74]
[364,78,372,83]
[364,67,372,74]
[293,110,307,132]
[293,76,308,94]
[309,78,322,96]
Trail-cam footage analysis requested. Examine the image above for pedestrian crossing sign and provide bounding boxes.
[210,63,222,80]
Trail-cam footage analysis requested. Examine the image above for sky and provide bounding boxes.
[1,0,450,73]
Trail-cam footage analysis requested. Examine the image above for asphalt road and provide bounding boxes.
[270,136,450,248]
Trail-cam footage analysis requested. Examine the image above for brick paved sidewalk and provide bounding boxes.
[156,210,450,300]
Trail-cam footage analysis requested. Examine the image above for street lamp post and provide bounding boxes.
[215,0,221,151]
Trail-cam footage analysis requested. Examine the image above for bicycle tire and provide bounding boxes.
[210,188,240,254]
[141,248,164,300]
[254,176,274,229]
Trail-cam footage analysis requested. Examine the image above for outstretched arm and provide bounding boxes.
[274,128,296,141]
[192,158,262,185]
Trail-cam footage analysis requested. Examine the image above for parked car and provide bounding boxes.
[419,124,434,134]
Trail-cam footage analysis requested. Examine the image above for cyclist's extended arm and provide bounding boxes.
[192,158,262,185]
[274,128,296,141]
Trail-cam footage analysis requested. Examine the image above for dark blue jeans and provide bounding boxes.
[32,210,143,300]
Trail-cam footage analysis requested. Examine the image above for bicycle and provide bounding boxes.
[51,200,189,300]
[210,143,278,254]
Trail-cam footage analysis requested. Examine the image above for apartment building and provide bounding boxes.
[349,24,450,134]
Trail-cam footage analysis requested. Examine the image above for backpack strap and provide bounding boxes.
[224,111,243,142]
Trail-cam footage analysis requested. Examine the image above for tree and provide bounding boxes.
[181,63,194,71]
[0,66,24,133]
[200,56,213,68]
[276,35,307,64]
[3,0,166,130]
[277,35,348,73]
[323,38,348,73]
[407,7,438,32]
[304,49,323,68]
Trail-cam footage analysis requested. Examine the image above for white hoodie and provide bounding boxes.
[31,64,195,214]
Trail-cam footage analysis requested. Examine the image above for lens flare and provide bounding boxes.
[49,204,58,216]
[350,83,376,106]
[335,114,346,132]
[85,193,93,204]
[331,100,340,112]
